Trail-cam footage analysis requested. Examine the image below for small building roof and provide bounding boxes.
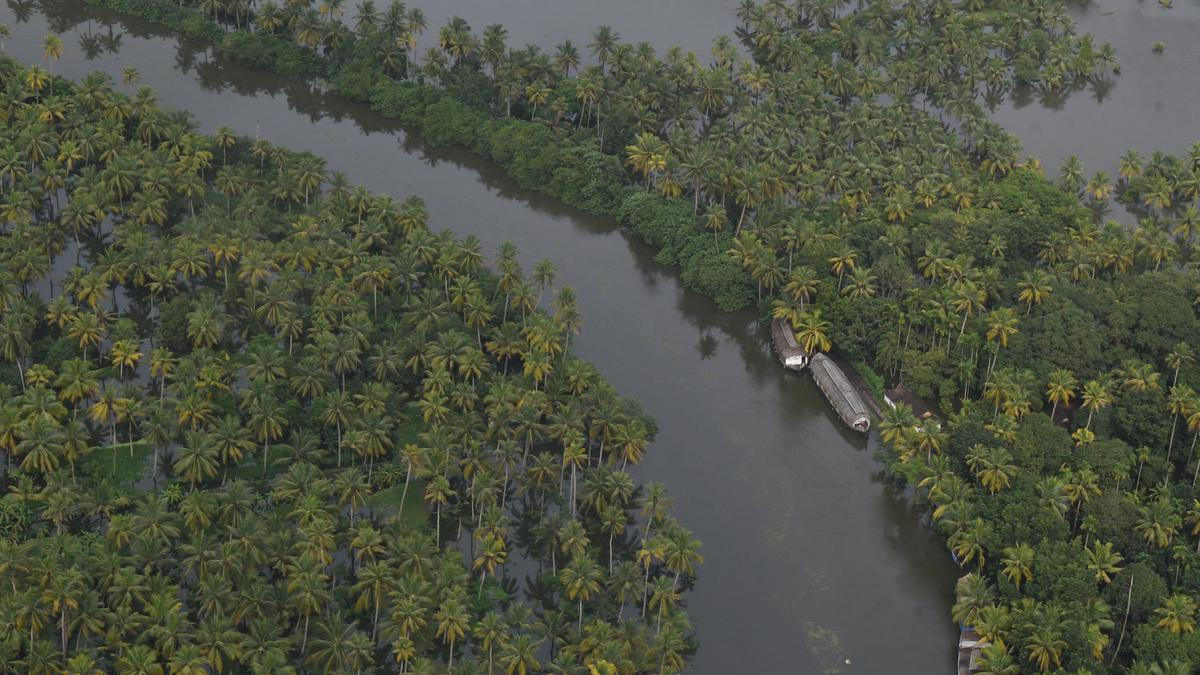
[885,384,938,421]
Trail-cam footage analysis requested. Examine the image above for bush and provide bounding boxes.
[619,191,693,256]
[368,81,437,126]
[617,191,754,310]
[419,99,491,148]
[680,246,755,311]
[852,361,885,401]
[84,0,223,41]
[548,144,628,216]
[327,60,379,102]
[219,32,325,79]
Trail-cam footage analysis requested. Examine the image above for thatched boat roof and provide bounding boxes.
[809,353,870,432]
[770,318,809,370]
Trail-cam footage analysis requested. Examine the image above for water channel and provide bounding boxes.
[4,0,1191,671]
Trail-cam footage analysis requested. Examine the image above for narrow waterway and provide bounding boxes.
[22,1,1157,672]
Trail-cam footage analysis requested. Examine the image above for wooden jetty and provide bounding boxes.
[808,353,871,432]
[769,318,809,370]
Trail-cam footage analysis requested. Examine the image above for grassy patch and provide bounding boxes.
[224,445,293,483]
[393,418,424,447]
[78,441,155,486]
[367,480,427,529]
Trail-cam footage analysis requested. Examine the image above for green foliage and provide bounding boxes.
[365,80,437,126]
[365,481,427,526]
[85,0,223,41]
[1007,294,1108,376]
[45,0,1200,670]
[1109,562,1169,624]
[679,245,755,311]
[1012,413,1073,473]
[1130,623,1199,664]
[1110,388,1169,450]
[155,296,194,355]
[420,99,492,148]
[0,64,699,673]
[852,361,886,402]
[619,192,753,309]
[76,442,155,486]
[219,31,326,78]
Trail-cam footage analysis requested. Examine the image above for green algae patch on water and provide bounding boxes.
[802,620,849,674]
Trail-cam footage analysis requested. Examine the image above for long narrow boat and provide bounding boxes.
[808,353,871,433]
[769,318,809,370]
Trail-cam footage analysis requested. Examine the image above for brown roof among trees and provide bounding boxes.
[885,385,938,421]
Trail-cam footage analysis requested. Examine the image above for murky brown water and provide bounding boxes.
[8,0,1183,671]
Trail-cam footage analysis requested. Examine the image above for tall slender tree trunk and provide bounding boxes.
[399,461,412,521]
[1110,574,1135,666]
[570,464,577,518]
[641,567,651,616]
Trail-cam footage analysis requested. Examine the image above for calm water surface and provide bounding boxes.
[993,0,1200,175]
[10,0,1187,671]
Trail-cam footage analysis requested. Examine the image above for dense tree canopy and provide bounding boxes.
[14,0,1200,669]
[0,59,701,673]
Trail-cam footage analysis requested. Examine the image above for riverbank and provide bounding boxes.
[92,0,905,433]
[72,0,1075,429]
[82,0,757,314]
[0,4,962,670]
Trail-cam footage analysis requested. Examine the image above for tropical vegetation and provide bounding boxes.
[0,58,701,673]
[13,0,1200,670]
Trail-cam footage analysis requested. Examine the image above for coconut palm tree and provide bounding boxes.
[1080,379,1111,430]
[1136,499,1181,549]
[560,554,603,633]
[1086,540,1124,585]
[794,309,831,353]
[1024,627,1066,672]
[1155,594,1197,634]
[1016,269,1053,314]
[433,596,470,670]
[1044,369,1076,423]
[499,634,542,675]
[41,34,63,95]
